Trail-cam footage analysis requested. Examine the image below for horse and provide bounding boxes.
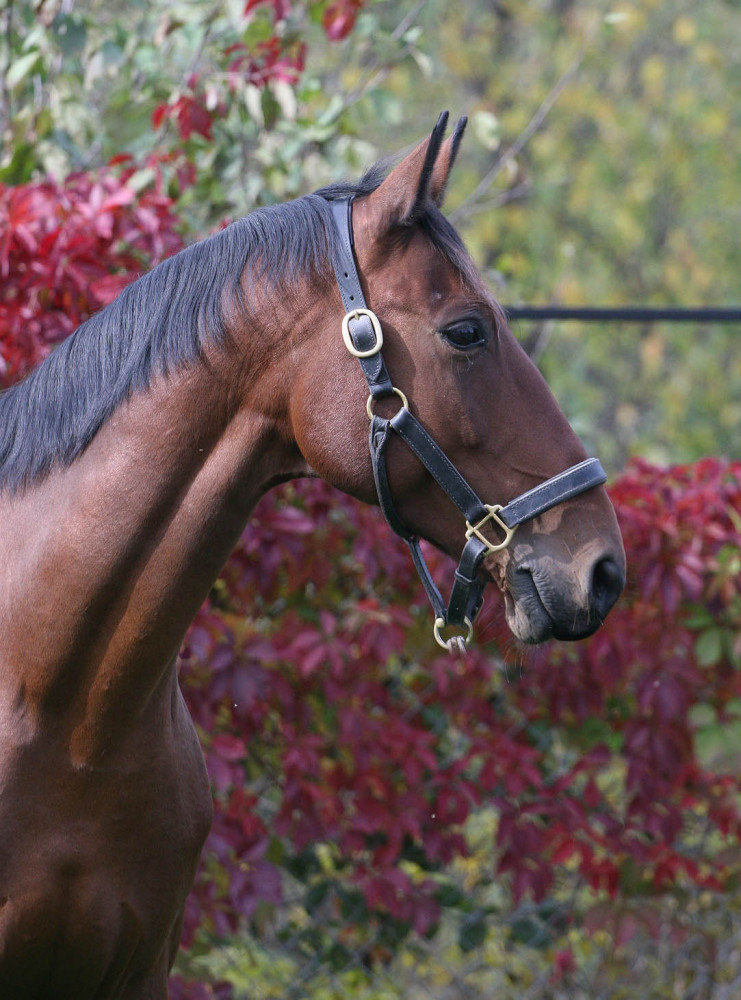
[0,114,625,998]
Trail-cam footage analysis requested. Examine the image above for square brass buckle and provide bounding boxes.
[465,504,516,554]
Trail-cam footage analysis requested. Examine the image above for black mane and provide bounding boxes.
[0,163,478,493]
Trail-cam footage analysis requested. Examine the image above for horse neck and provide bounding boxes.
[0,345,307,763]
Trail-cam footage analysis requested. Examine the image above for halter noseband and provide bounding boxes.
[329,197,607,653]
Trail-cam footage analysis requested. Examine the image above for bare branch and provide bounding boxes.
[456,180,532,218]
[334,0,431,119]
[0,0,15,139]
[450,55,583,221]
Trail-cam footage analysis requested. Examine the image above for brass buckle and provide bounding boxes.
[433,616,473,653]
[342,308,383,358]
[366,386,408,421]
[465,504,516,554]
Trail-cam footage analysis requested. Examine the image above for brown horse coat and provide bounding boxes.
[0,121,623,998]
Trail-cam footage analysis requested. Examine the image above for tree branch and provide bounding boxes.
[456,180,532,218]
[0,0,15,140]
[450,55,583,221]
[333,0,431,120]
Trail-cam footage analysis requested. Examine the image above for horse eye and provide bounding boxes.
[441,321,487,350]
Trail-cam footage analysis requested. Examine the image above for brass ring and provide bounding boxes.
[342,308,384,358]
[366,387,409,421]
[433,616,473,651]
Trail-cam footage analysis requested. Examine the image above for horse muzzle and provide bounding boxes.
[500,546,626,644]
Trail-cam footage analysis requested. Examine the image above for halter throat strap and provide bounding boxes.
[328,197,607,651]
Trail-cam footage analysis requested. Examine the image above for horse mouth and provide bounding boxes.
[502,570,555,644]
[503,565,603,644]
[479,560,556,645]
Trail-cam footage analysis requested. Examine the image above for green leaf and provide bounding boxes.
[317,94,344,127]
[339,888,368,923]
[265,835,284,866]
[305,879,331,913]
[53,14,88,58]
[472,110,501,151]
[126,167,156,193]
[368,89,403,127]
[688,703,716,727]
[683,605,715,629]
[410,48,434,79]
[435,883,465,908]
[326,942,352,971]
[6,51,42,89]
[459,911,487,952]
[695,628,724,667]
[0,142,37,184]
[101,41,124,68]
[272,80,298,122]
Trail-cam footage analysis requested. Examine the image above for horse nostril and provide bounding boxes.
[590,555,625,620]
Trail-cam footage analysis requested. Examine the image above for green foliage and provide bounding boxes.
[415,0,741,469]
[5,0,736,466]
[0,0,423,229]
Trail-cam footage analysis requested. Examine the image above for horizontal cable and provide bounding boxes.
[504,306,741,324]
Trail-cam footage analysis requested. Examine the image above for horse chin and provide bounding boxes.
[483,558,556,645]
[502,563,606,645]
[502,586,555,645]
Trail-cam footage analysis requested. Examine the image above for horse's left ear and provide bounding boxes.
[363,112,467,232]
[428,113,467,208]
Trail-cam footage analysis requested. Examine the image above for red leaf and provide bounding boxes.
[322,1,358,40]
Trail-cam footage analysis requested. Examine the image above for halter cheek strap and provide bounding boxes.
[328,197,607,653]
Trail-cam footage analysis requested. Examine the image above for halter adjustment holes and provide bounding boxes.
[366,387,409,421]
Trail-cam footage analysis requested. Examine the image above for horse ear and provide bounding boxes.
[363,112,467,232]
[428,114,467,207]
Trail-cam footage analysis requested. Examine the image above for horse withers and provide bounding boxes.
[0,115,624,998]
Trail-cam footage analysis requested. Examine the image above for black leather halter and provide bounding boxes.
[329,197,607,652]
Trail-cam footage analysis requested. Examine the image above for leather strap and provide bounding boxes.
[327,195,608,647]
[446,535,488,627]
[407,538,448,623]
[369,412,484,628]
[369,415,410,539]
[330,200,394,399]
[499,457,606,527]
[389,406,488,525]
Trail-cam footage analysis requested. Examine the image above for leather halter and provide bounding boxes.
[328,197,607,653]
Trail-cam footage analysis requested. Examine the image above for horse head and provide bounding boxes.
[275,115,625,646]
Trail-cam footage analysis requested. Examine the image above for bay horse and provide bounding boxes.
[0,115,624,998]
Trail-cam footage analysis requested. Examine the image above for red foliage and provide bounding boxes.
[244,0,292,19]
[151,1,361,146]
[169,977,233,1000]
[322,0,363,41]
[153,94,216,142]
[0,169,182,386]
[225,36,307,89]
[177,457,740,938]
[551,947,576,984]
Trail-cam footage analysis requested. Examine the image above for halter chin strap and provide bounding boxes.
[328,197,607,653]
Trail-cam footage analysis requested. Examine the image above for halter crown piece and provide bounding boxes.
[328,197,607,654]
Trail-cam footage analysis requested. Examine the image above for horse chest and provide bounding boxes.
[0,682,213,999]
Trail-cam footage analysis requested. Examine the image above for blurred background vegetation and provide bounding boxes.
[2,1,740,997]
[3,0,739,469]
